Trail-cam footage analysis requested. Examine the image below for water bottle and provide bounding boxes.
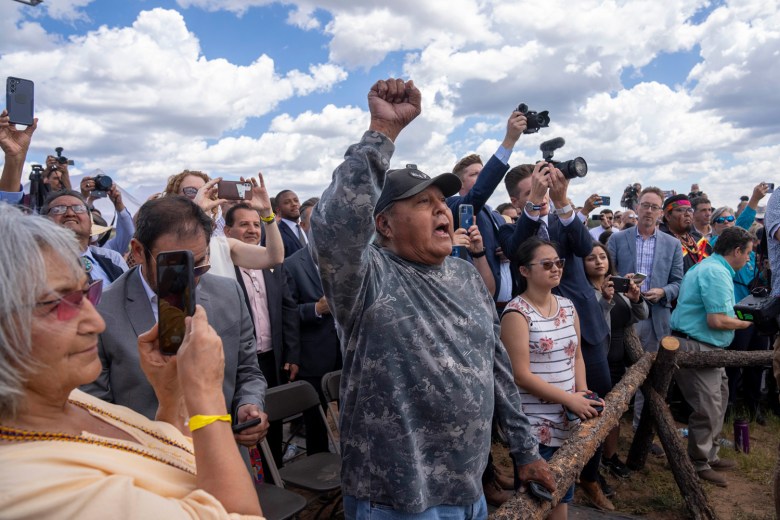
[734,418,750,454]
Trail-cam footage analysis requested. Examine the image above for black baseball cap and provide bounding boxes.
[374,164,461,216]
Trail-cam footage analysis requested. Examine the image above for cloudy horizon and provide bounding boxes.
[2,0,779,216]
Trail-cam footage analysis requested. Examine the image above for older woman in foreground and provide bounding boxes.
[0,203,263,519]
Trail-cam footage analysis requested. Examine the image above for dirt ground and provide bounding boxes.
[491,411,779,519]
[290,409,778,519]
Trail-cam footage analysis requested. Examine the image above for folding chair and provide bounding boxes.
[255,482,307,520]
[320,370,342,453]
[259,381,341,496]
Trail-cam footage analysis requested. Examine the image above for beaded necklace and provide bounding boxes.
[0,398,195,475]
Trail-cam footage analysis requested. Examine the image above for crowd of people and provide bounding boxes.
[0,76,779,520]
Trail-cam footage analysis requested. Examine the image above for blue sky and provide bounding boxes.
[2,0,779,215]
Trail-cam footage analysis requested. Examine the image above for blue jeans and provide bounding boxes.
[538,445,574,503]
[343,495,487,520]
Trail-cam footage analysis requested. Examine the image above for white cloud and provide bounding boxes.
[0,7,347,188]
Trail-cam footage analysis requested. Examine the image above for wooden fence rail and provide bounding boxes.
[491,327,774,520]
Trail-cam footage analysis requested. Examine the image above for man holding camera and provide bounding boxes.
[670,226,754,487]
[80,176,135,254]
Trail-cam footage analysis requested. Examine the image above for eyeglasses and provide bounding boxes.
[714,215,736,224]
[527,258,565,270]
[181,187,199,199]
[671,207,694,214]
[36,280,103,321]
[639,202,662,211]
[47,204,88,215]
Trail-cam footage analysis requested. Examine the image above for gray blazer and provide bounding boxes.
[607,227,683,340]
[82,267,267,420]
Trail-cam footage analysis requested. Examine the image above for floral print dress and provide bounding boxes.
[503,294,578,447]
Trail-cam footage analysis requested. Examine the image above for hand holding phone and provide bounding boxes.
[611,276,631,293]
[232,417,262,433]
[595,195,610,207]
[217,180,252,200]
[157,251,196,355]
[631,273,647,285]
[6,77,34,126]
[565,391,603,421]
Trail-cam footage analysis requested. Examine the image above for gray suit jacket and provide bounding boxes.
[607,227,683,340]
[82,267,267,420]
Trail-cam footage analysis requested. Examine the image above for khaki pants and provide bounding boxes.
[674,337,728,472]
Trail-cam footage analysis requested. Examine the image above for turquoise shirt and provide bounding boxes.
[670,253,737,348]
[709,206,757,303]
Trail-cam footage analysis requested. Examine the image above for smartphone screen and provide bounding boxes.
[459,204,474,229]
[218,180,252,200]
[632,273,647,285]
[6,77,34,127]
[157,251,196,355]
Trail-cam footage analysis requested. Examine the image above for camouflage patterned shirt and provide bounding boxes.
[311,131,539,512]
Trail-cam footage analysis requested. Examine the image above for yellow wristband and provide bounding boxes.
[260,212,275,223]
[188,414,231,432]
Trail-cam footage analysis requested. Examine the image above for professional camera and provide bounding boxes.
[91,170,113,199]
[539,137,587,180]
[54,147,74,166]
[735,287,780,336]
[28,164,47,213]
[621,184,640,210]
[516,103,550,134]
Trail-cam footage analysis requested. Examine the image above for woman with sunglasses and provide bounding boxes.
[501,237,606,517]
[583,242,647,480]
[0,204,264,519]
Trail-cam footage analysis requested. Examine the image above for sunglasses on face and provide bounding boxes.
[714,215,736,224]
[47,204,88,216]
[181,186,199,199]
[527,258,565,270]
[36,280,103,321]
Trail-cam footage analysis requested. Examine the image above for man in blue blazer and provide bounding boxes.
[447,111,526,305]
[607,186,683,428]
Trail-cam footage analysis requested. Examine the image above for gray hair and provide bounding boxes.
[711,206,734,226]
[0,203,83,419]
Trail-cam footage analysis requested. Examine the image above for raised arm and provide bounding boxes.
[311,79,420,325]
[0,109,37,196]
[228,173,284,269]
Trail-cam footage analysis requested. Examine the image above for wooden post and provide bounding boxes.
[646,386,718,520]
[626,336,679,470]
[492,353,655,520]
[623,324,645,364]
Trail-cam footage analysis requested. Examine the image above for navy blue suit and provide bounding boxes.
[446,155,511,301]
[498,213,610,388]
[263,220,304,258]
[283,245,342,380]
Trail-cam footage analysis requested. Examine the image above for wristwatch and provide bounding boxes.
[525,201,543,213]
[554,204,573,215]
[471,248,487,258]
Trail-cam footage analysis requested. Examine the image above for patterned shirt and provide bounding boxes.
[635,227,657,292]
[503,295,578,447]
[311,131,539,512]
